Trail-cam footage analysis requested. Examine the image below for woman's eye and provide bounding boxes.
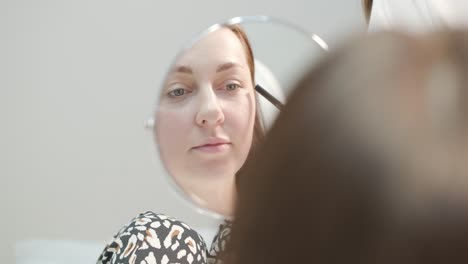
[168,88,188,97]
[225,83,241,91]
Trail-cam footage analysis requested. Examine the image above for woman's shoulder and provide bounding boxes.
[126,211,199,233]
[208,219,233,264]
[97,211,207,264]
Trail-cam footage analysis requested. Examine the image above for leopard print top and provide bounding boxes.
[97,212,207,264]
[207,220,232,264]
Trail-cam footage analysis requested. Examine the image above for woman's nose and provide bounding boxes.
[195,89,225,127]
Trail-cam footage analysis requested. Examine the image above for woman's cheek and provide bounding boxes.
[157,111,191,155]
[222,94,256,137]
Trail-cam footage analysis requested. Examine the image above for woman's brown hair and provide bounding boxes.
[225,30,468,264]
[227,25,265,190]
[363,0,373,24]
[228,24,265,149]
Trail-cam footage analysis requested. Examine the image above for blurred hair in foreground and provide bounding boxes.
[226,30,468,264]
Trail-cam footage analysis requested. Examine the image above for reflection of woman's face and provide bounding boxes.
[156,28,256,206]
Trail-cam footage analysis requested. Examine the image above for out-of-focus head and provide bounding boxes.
[226,30,468,264]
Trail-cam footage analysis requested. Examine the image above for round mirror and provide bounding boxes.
[148,16,328,219]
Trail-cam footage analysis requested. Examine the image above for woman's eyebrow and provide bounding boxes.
[216,62,244,73]
[172,65,193,74]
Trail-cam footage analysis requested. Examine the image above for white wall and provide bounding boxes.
[1,0,365,262]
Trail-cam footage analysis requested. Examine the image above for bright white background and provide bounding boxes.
[1,0,366,262]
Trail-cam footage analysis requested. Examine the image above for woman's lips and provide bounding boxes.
[192,143,231,153]
[192,137,231,153]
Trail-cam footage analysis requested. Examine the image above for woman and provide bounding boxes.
[225,30,468,264]
[97,25,263,264]
[156,25,263,218]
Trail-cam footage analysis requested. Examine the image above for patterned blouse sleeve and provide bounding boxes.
[97,211,207,264]
[207,220,232,264]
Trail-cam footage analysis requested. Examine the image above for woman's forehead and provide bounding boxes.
[174,27,249,70]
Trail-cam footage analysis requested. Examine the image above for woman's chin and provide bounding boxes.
[198,167,238,180]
